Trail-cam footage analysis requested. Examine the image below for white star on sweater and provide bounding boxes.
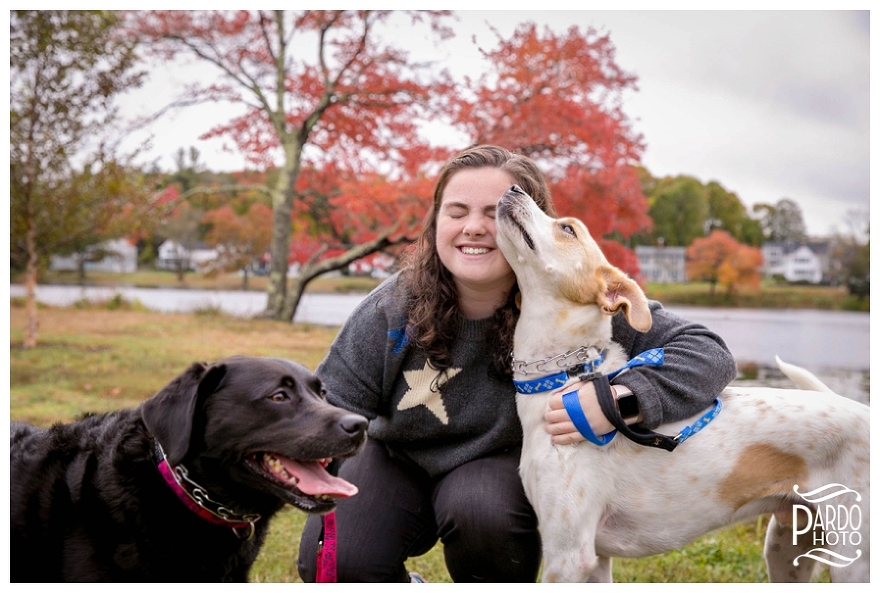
[397,360,462,425]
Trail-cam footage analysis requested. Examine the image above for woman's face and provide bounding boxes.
[436,167,517,299]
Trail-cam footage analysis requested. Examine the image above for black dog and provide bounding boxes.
[10,355,368,582]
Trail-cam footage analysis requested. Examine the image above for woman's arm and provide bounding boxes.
[316,277,404,419]
[609,300,737,428]
[544,301,737,444]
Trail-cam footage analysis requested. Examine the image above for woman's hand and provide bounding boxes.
[544,381,616,445]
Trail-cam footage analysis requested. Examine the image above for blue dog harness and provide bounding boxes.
[512,348,721,451]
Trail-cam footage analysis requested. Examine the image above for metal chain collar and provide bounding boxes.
[511,345,605,376]
[172,464,261,527]
[156,441,261,540]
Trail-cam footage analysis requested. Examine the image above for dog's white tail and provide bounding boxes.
[775,355,835,394]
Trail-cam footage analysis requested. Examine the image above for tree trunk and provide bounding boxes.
[263,143,304,320]
[24,216,39,349]
[264,198,292,318]
[77,253,86,285]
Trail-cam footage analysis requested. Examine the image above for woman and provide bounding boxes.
[297,145,737,582]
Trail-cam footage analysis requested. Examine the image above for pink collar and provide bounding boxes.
[155,443,260,540]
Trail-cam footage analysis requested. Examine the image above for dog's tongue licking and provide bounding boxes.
[280,458,358,498]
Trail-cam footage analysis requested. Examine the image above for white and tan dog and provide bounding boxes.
[495,185,869,583]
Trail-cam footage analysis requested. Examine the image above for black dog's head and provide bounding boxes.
[140,355,368,515]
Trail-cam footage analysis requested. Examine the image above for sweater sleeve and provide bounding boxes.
[315,278,403,420]
[610,300,737,429]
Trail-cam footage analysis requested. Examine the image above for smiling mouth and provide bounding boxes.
[460,246,491,255]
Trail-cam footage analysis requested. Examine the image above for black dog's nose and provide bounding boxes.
[339,414,368,436]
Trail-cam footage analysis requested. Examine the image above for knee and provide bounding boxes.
[296,515,321,582]
[437,493,522,539]
[296,510,411,583]
[437,476,538,537]
[436,486,539,553]
[436,493,541,582]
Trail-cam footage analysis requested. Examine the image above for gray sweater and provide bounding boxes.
[317,273,737,477]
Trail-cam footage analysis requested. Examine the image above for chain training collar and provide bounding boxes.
[153,441,260,540]
[511,345,607,377]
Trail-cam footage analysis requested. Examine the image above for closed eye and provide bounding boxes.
[560,223,577,237]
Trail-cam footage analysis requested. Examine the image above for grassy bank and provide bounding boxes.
[8,304,831,582]
[16,268,868,311]
[646,281,869,312]
[14,268,382,295]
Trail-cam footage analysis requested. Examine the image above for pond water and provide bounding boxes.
[661,306,870,405]
[10,284,870,404]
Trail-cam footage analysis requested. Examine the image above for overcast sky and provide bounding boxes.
[118,8,870,238]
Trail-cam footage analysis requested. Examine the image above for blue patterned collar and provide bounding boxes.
[512,347,606,394]
[512,348,665,395]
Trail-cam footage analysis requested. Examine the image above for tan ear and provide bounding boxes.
[596,265,652,332]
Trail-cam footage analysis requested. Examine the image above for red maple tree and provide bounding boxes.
[452,23,652,275]
[130,10,455,319]
[129,12,651,318]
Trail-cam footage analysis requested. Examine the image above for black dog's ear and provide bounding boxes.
[140,362,228,466]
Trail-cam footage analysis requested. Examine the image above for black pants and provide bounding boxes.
[297,439,541,582]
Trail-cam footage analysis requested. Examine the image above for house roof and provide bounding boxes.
[160,238,213,251]
[761,241,829,256]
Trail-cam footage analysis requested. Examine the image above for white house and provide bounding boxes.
[635,245,687,284]
[156,239,219,272]
[761,242,829,284]
[49,238,138,274]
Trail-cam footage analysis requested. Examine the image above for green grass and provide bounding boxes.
[9,304,832,582]
[16,268,384,295]
[645,280,868,312]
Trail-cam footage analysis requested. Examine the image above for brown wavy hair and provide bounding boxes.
[398,145,557,378]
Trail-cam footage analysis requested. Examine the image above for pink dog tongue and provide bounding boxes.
[280,458,358,498]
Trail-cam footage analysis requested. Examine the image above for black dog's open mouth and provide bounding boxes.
[246,452,358,513]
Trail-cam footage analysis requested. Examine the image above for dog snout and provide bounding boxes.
[501,185,527,203]
[499,185,534,213]
[339,413,368,438]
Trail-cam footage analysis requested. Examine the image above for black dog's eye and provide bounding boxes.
[268,391,289,403]
[560,223,577,237]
